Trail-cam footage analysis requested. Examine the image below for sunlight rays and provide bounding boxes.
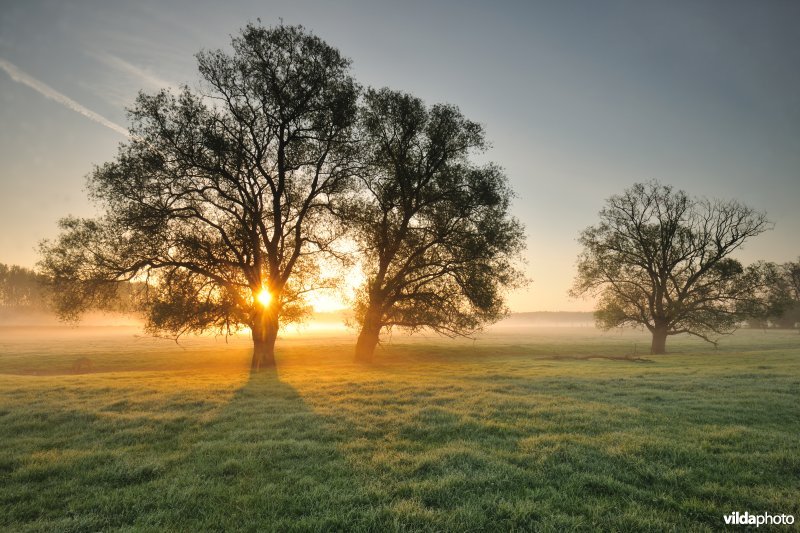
[256,289,272,307]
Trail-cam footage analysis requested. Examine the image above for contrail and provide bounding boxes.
[0,57,129,138]
[90,51,173,91]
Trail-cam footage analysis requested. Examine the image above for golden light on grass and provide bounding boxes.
[256,289,272,307]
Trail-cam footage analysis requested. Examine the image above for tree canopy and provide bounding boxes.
[39,23,359,369]
[571,181,775,354]
[347,88,526,362]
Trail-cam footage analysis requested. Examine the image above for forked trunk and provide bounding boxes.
[251,310,279,370]
[651,326,668,355]
[355,306,382,363]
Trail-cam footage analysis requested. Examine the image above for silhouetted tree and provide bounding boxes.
[39,23,359,369]
[571,181,776,354]
[347,88,526,363]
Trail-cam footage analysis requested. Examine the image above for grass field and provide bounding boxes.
[1,325,799,531]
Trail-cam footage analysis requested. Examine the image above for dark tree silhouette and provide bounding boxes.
[39,24,359,369]
[571,181,775,354]
[347,88,526,363]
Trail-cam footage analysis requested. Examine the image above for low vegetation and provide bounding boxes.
[1,327,798,531]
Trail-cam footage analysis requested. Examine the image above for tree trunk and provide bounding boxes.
[355,306,382,363]
[651,326,668,355]
[251,310,278,370]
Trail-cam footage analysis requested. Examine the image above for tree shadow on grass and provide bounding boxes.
[0,369,373,532]
[139,369,372,531]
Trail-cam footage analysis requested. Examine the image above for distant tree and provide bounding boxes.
[39,23,359,369]
[347,88,526,363]
[785,259,800,298]
[571,181,776,354]
[782,261,800,330]
[764,258,800,329]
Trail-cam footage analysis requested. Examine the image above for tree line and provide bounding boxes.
[0,264,49,312]
[35,23,797,364]
[0,263,138,315]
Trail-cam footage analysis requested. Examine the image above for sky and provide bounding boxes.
[1,0,798,312]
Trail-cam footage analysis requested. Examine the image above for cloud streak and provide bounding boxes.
[90,51,174,91]
[0,57,129,137]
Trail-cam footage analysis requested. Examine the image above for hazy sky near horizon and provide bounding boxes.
[1,0,798,312]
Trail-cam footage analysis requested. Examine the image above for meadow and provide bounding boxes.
[1,325,798,531]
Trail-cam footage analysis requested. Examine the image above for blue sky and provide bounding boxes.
[1,0,798,311]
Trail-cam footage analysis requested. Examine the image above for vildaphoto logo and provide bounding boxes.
[723,512,795,527]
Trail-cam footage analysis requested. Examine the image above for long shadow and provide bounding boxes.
[138,369,372,531]
[0,368,378,532]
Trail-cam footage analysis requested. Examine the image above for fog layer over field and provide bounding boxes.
[1,309,789,378]
[1,321,798,530]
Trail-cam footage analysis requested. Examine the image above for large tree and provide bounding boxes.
[347,88,526,363]
[571,181,775,354]
[39,24,359,369]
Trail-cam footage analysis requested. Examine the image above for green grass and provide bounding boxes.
[1,326,798,531]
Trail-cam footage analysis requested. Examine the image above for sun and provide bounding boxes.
[256,289,272,307]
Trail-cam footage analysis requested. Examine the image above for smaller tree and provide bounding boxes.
[571,181,775,354]
[347,88,526,363]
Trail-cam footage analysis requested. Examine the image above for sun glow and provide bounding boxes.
[305,290,347,313]
[256,289,272,307]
